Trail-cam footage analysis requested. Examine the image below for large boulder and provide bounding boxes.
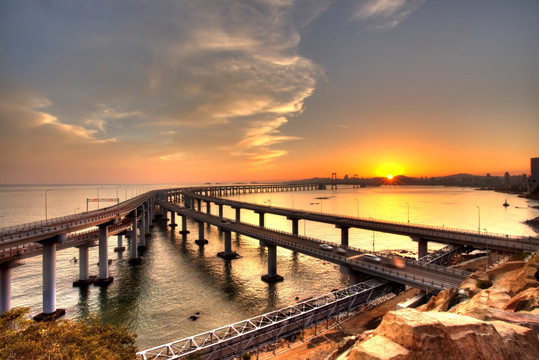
[344,308,539,360]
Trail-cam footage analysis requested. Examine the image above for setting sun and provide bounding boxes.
[387,174,394,180]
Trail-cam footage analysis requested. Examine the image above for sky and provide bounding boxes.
[1,0,538,184]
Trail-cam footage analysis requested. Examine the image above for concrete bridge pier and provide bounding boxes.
[179,214,190,235]
[145,202,151,236]
[73,241,95,287]
[234,207,241,222]
[340,265,369,286]
[288,217,299,236]
[138,204,147,251]
[95,224,113,287]
[412,237,428,259]
[336,225,350,247]
[128,210,143,265]
[0,261,22,314]
[197,199,202,212]
[34,235,66,320]
[261,244,283,283]
[195,221,208,245]
[217,230,240,259]
[169,211,177,228]
[205,201,211,214]
[218,204,223,219]
[256,211,265,227]
[114,234,125,252]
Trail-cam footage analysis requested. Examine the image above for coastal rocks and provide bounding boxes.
[343,308,539,360]
[502,287,539,312]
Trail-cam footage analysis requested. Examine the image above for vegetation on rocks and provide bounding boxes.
[0,308,137,360]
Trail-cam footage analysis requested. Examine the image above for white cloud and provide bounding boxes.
[354,0,427,30]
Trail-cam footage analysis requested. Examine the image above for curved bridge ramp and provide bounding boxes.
[137,279,395,360]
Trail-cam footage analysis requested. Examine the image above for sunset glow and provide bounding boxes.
[0,1,537,184]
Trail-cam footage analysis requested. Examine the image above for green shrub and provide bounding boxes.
[0,307,137,360]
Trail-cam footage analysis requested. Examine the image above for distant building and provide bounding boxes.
[530,157,539,193]
[504,172,510,187]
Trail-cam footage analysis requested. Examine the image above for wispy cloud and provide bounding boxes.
[353,0,427,30]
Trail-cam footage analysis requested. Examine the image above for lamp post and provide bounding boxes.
[405,202,409,224]
[372,231,375,252]
[97,186,104,209]
[476,206,480,234]
[45,189,53,223]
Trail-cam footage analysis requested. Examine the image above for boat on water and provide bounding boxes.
[503,199,509,207]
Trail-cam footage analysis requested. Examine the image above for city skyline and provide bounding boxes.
[1,1,538,184]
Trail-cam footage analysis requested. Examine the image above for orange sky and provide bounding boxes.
[0,1,537,184]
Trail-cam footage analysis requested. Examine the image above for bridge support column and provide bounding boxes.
[206,201,211,214]
[256,211,265,227]
[0,261,22,314]
[261,244,283,283]
[73,242,95,287]
[128,210,143,265]
[138,205,147,251]
[169,211,177,228]
[288,217,299,236]
[95,224,113,286]
[217,230,240,259]
[414,237,428,259]
[218,204,223,219]
[35,235,66,320]
[197,199,202,212]
[114,234,125,252]
[234,207,241,222]
[179,215,190,235]
[195,221,208,245]
[336,225,350,247]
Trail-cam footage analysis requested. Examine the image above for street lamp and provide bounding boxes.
[97,186,104,209]
[372,231,375,252]
[45,189,53,222]
[405,202,409,224]
[476,206,480,234]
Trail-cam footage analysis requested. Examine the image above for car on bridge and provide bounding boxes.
[320,244,333,251]
[360,254,382,263]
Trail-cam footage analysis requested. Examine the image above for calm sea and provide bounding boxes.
[1,184,538,349]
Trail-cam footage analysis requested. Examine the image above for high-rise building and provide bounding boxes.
[530,157,539,193]
[504,172,510,187]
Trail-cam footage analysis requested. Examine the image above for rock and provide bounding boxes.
[346,334,410,360]
[449,286,512,315]
[345,308,539,360]
[417,289,455,312]
[503,287,539,312]
[493,258,539,295]
[456,306,539,334]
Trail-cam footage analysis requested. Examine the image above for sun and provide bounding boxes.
[387,174,394,180]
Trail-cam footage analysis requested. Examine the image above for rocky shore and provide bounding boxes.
[261,252,539,360]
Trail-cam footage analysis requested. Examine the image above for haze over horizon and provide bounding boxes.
[1,1,537,185]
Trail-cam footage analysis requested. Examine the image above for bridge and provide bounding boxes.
[178,189,539,256]
[1,183,537,326]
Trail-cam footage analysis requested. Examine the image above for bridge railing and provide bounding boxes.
[0,192,155,243]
